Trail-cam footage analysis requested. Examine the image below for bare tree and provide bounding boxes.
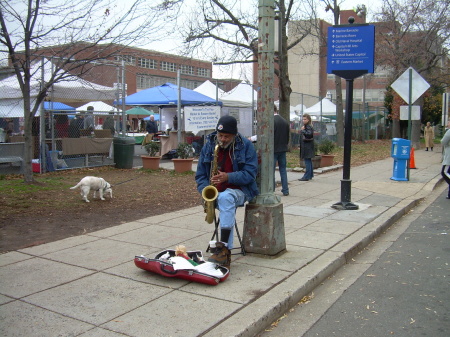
[374,0,450,142]
[0,0,173,183]
[173,0,316,123]
[322,0,345,147]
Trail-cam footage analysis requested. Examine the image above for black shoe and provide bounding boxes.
[283,193,289,196]
[298,178,309,181]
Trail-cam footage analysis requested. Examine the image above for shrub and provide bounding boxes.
[176,142,194,159]
[318,138,336,155]
[144,141,160,157]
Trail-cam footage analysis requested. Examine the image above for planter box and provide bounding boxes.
[320,154,335,167]
[300,155,321,169]
[172,158,194,173]
[141,156,160,170]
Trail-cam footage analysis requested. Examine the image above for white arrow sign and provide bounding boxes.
[391,67,430,104]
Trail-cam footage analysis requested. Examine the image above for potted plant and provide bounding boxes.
[318,138,336,167]
[172,142,194,173]
[141,141,160,170]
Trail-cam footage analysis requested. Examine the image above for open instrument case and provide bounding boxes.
[134,249,229,286]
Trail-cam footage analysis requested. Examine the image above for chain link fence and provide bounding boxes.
[0,61,127,174]
[289,91,390,147]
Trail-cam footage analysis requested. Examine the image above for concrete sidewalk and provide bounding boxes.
[0,148,444,337]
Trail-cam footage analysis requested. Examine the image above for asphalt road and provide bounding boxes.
[259,183,450,337]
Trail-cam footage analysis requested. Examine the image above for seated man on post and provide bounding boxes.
[195,115,259,268]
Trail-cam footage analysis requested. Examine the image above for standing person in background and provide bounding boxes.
[55,114,69,138]
[102,112,116,136]
[173,115,178,130]
[273,105,290,196]
[424,122,435,151]
[441,120,450,199]
[146,115,158,140]
[69,113,84,138]
[298,113,314,181]
[84,106,95,131]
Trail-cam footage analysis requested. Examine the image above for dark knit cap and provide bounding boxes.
[216,115,237,134]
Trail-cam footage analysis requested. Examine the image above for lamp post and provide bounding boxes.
[243,0,286,256]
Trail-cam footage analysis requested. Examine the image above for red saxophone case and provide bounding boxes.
[134,249,229,286]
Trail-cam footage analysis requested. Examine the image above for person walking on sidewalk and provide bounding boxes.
[441,120,450,199]
[424,122,435,151]
[299,113,315,181]
[196,115,259,268]
[274,105,290,196]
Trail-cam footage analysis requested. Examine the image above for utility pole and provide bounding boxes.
[243,0,286,256]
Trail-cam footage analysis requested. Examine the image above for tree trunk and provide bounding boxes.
[411,120,421,149]
[392,119,401,138]
[22,86,35,183]
[278,3,291,124]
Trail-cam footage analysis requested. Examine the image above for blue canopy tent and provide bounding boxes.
[43,102,75,111]
[118,83,222,106]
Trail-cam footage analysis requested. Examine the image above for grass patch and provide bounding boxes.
[287,139,391,168]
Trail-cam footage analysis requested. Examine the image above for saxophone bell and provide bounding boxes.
[202,185,218,203]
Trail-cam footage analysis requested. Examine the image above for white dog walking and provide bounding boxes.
[70,176,112,203]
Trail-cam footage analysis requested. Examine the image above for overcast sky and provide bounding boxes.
[1,0,383,80]
[133,0,383,80]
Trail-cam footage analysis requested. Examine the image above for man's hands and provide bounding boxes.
[212,171,228,185]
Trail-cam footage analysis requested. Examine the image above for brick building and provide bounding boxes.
[21,43,240,98]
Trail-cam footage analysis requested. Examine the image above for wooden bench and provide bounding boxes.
[0,142,25,171]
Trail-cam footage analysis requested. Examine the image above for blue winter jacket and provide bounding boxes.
[195,131,259,201]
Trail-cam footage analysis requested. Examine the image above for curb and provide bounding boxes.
[203,175,444,337]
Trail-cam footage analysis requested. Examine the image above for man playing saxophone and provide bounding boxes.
[195,115,259,268]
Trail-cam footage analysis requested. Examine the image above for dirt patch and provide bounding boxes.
[0,166,202,253]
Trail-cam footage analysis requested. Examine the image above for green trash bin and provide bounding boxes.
[113,137,135,169]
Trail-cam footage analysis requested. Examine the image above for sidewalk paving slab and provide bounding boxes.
[0,147,444,337]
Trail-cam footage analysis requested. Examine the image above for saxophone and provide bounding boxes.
[202,144,219,224]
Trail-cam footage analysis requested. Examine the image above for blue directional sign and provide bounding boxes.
[327,25,375,76]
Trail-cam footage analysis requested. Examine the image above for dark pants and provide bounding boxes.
[302,158,314,180]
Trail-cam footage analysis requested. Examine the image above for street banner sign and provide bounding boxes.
[327,25,375,75]
[391,67,430,104]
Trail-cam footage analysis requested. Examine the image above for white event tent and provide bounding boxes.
[304,98,337,116]
[220,82,257,108]
[194,80,224,101]
[0,61,116,118]
[274,101,306,121]
[77,101,117,112]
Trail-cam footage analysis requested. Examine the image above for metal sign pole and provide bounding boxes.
[407,68,413,180]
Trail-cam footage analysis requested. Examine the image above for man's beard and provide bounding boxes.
[218,138,235,149]
[218,141,230,149]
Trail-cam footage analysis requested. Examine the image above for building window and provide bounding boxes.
[161,61,177,72]
[197,68,210,77]
[136,74,174,90]
[180,79,197,90]
[138,58,156,69]
[180,65,194,75]
[114,55,136,65]
[137,74,202,90]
